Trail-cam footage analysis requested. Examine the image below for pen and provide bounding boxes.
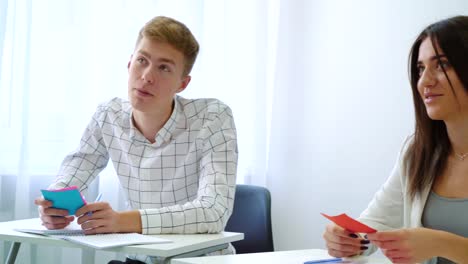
[94,193,103,203]
[304,258,343,264]
[87,193,102,216]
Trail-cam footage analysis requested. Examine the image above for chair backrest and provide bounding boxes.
[225,184,274,254]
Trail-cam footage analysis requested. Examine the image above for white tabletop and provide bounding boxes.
[171,249,392,264]
[0,218,243,257]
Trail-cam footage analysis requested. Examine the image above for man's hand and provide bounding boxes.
[75,202,142,235]
[34,197,74,229]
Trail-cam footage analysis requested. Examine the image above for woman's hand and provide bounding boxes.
[367,227,439,263]
[34,196,74,229]
[323,223,369,257]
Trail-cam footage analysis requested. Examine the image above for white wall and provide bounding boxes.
[267,0,468,251]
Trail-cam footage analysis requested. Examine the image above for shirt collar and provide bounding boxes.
[128,109,147,144]
[128,95,181,147]
[154,97,180,147]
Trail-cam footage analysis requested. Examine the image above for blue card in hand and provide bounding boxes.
[41,186,87,215]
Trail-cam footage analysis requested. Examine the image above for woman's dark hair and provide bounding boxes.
[406,15,468,199]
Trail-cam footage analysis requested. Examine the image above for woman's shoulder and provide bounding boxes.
[400,134,415,156]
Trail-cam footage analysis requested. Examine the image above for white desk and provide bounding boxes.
[171,249,392,264]
[0,218,243,264]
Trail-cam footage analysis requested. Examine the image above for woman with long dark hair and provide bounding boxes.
[323,16,468,264]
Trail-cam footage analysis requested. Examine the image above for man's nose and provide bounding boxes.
[141,68,155,84]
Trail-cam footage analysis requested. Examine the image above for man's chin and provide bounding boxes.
[129,98,151,113]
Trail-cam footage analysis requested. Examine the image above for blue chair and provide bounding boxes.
[225,184,274,254]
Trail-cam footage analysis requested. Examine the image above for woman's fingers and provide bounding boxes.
[323,223,368,257]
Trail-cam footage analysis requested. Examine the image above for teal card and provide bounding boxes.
[41,186,87,215]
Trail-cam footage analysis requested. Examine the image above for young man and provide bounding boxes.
[35,16,238,263]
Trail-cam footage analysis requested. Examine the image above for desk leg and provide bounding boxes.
[5,242,21,264]
[162,243,229,264]
[81,248,95,264]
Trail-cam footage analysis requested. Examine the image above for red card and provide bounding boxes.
[321,213,376,233]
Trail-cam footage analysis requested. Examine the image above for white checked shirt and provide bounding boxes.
[50,95,238,261]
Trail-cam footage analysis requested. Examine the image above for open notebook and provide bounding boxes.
[15,227,172,249]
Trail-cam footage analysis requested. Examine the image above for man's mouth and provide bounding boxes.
[135,88,153,97]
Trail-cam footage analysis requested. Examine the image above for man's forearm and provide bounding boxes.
[117,210,142,233]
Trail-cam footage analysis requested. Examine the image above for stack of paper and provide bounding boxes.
[15,228,171,249]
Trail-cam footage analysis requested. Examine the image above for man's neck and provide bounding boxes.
[132,104,174,144]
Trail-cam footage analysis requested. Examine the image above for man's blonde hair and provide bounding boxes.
[136,16,199,76]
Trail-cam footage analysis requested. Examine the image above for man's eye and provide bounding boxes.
[159,65,171,72]
[137,57,147,64]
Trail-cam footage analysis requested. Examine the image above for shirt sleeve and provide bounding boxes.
[139,105,238,234]
[358,137,412,255]
[49,106,109,192]
[358,156,405,230]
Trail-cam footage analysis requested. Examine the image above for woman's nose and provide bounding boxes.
[418,68,437,88]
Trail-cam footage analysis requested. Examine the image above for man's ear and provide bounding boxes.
[176,75,191,93]
[127,55,133,70]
